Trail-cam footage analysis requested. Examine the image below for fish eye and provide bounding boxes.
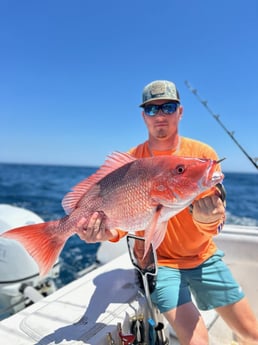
[175,164,185,174]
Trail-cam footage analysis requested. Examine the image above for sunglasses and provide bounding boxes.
[143,102,180,116]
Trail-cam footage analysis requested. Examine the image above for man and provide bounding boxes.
[78,80,258,344]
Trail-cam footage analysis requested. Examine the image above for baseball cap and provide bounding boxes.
[140,80,180,107]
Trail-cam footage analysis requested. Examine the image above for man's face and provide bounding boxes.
[142,99,183,140]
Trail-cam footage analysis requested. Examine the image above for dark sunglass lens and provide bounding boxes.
[162,103,178,114]
[144,105,159,116]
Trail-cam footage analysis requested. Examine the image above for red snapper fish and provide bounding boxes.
[1,152,223,276]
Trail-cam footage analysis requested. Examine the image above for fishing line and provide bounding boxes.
[185,81,258,170]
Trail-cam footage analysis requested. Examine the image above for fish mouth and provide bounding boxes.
[204,160,224,187]
[210,171,224,184]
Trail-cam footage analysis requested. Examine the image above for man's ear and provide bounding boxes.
[178,105,183,120]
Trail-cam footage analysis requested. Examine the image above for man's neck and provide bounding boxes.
[148,135,180,152]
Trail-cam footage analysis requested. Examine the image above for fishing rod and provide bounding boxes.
[127,235,169,345]
[185,80,258,170]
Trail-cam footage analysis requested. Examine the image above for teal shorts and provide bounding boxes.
[151,250,245,313]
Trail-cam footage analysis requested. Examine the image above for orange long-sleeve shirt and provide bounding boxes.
[111,136,225,269]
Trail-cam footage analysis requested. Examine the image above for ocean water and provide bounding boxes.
[0,163,257,287]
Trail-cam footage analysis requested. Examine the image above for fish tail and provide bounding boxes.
[2,220,67,276]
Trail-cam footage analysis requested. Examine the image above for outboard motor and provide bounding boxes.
[0,204,60,320]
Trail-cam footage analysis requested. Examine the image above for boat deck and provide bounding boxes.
[0,225,257,344]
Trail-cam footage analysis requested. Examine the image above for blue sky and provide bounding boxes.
[1,0,257,173]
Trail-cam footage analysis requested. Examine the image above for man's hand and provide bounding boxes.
[76,212,118,243]
[192,194,225,224]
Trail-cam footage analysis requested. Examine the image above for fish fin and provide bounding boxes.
[1,221,67,276]
[62,152,137,214]
[152,221,168,251]
[143,205,163,258]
